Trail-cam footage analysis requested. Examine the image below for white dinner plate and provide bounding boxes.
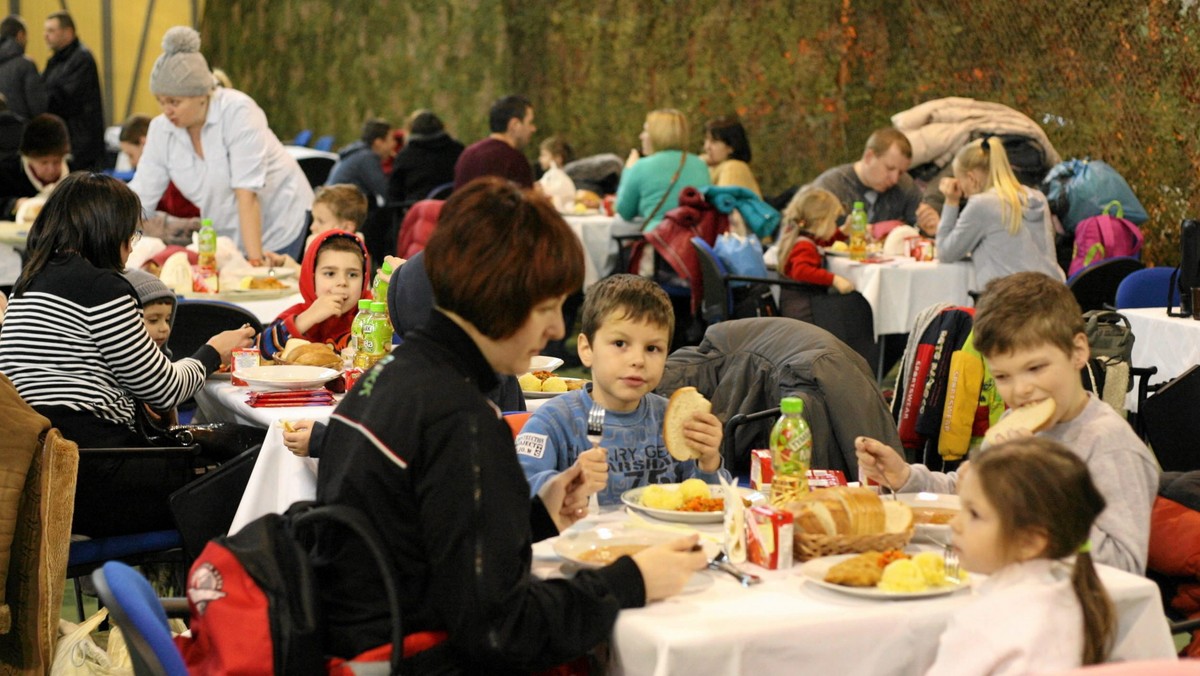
[621,484,766,524]
[528,355,565,373]
[825,249,850,257]
[896,492,960,544]
[553,527,716,594]
[798,553,968,600]
[523,377,588,399]
[239,266,297,279]
[236,365,342,392]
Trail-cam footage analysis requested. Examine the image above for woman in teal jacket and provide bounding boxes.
[615,109,711,232]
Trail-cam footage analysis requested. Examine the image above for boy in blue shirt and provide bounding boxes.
[517,274,728,506]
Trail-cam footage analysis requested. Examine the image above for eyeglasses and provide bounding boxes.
[129,229,143,246]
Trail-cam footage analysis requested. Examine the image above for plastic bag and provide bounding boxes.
[1042,159,1148,234]
[538,165,576,212]
[51,608,134,676]
[714,233,768,287]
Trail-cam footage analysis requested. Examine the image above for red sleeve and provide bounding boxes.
[812,229,847,248]
[782,240,834,286]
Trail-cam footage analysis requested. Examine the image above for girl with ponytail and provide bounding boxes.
[934,136,1063,289]
[926,437,1115,674]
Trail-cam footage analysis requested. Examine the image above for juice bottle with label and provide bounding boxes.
[368,301,393,355]
[372,260,393,306]
[768,397,812,508]
[198,218,217,270]
[848,202,868,262]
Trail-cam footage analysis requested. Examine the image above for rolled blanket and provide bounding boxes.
[702,186,780,239]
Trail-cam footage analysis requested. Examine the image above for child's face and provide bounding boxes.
[143,301,172,349]
[578,312,670,413]
[985,334,1090,428]
[950,469,1010,575]
[313,249,364,315]
[538,148,559,171]
[310,203,357,236]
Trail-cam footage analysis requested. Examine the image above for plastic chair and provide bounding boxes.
[313,135,335,152]
[690,237,815,324]
[809,292,879,369]
[297,154,337,188]
[168,300,263,363]
[1067,256,1144,312]
[290,129,313,147]
[1115,266,1181,309]
[91,561,189,676]
[1140,365,1200,472]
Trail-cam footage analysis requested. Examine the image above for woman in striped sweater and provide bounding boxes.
[0,172,253,447]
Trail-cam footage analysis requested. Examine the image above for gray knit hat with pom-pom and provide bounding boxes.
[149,26,214,97]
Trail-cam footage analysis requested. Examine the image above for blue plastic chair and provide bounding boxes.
[1115,266,1181,309]
[291,129,313,147]
[313,135,335,152]
[92,561,189,676]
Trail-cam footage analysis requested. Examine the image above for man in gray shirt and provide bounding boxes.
[810,127,939,233]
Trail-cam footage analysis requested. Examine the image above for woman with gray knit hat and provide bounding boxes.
[129,26,312,265]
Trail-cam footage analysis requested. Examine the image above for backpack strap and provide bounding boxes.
[1101,200,1124,219]
[291,503,407,676]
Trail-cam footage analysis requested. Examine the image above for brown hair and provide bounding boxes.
[539,136,574,166]
[425,177,584,339]
[973,438,1115,665]
[864,127,913,160]
[973,271,1084,359]
[313,184,368,229]
[580,274,674,348]
[119,114,151,144]
[315,234,365,268]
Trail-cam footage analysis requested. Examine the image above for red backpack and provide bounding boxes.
[175,503,409,675]
[1069,200,1144,276]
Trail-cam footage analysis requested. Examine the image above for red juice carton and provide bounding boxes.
[746,505,794,570]
[750,449,774,491]
[806,469,848,489]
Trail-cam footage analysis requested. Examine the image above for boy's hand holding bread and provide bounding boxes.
[664,387,723,473]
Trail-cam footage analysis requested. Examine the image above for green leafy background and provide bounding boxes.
[204,0,1200,265]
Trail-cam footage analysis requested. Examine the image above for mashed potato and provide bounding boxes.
[641,485,684,510]
[541,376,568,393]
[877,559,927,593]
[912,552,945,586]
[679,478,710,501]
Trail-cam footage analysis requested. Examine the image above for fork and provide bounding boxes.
[942,542,963,585]
[708,550,762,587]
[585,403,605,515]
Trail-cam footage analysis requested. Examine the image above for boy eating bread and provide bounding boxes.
[517,274,729,506]
[856,272,1158,574]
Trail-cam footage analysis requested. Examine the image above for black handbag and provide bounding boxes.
[135,404,265,462]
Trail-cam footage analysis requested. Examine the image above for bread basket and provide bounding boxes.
[786,486,915,561]
[794,528,914,562]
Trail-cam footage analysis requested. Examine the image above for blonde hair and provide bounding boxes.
[777,188,844,264]
[644,109,688,153]
[313,184,368,228]
[954,137,1026,234]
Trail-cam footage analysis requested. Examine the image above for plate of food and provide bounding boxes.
[553,526,716,593]
[621,480,765,524]
[798,550,968,600]
[896,492,960,543]
[518,370,588,398]
[236,365,342,392]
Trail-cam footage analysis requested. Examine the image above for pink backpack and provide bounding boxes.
[1069,200,1143,276]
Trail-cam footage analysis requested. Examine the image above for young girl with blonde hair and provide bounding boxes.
[935,136,1062,289]
[774,187,854,322]
[926,437,1115,675]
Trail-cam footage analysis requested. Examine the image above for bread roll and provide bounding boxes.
[984,398,1057,445]
[280,338,313,362]
[663,387,711,461]
[289,343,341,369]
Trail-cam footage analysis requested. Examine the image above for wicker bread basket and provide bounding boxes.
[794,528,914,562]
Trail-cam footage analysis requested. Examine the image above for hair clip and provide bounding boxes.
[979,134,994,155]
[1077,539,1092,554]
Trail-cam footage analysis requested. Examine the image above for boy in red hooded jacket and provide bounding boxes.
[259,229,371,361]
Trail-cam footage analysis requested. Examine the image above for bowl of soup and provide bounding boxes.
[897,492,961,543]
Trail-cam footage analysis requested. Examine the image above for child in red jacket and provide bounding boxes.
[259,229,371,360]
[779,187,854,293]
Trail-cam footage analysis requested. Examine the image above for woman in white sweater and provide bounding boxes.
[935,136,1062,289]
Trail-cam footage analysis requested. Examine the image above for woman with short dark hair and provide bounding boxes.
[703,115,760,196]
[316,177,704,672]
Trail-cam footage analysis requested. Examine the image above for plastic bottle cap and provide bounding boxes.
[380,261,393,275]
[780,397,804,415]
[853,201,865,210]
[369,301,388,313]
[358,299,372,310]
[201,218,213,227]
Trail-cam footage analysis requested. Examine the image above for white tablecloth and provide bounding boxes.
[563,214,640,288]
[1123,307,1200,412]
[827,256,976,336]
[195,379,334,532]
[532,510,1175,675]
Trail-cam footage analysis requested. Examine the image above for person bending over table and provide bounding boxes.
[0,172,254,535]
[129,26,312,265]
[314,177,704,672]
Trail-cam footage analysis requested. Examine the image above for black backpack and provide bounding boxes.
[177,502,405,675]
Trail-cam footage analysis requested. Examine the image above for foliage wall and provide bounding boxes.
[204,0,1200,265]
